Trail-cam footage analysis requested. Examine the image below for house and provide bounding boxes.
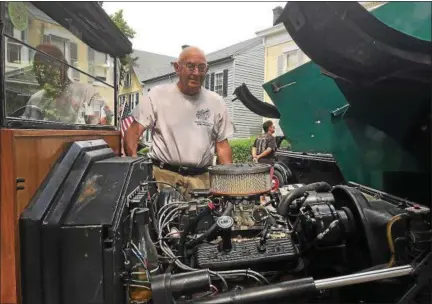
[4,2,116,121]
[119,50,177,112]
[140,38,266,139]
[119,50,177,142]
[255,2,387,136]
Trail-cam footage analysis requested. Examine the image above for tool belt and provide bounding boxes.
[151,159,208,176]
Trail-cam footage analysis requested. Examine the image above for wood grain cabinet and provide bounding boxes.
[0,129,120,304]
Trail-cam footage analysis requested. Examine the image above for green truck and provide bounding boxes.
[235,1,431,207]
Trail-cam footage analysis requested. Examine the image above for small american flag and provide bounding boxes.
[120,101,135,156]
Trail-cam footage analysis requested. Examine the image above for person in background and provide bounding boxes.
[22,44,112,125]
[252,120,277,165]
[124,46,234,199]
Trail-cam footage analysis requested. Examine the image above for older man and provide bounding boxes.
[124,46,234,198]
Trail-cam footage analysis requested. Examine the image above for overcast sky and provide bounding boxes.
[102,1,285,57]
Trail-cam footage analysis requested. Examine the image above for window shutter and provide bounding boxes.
[205,74,209,89]
[222,69,228,97]
[136,92,139,105]
[210,73,215,91]
[277,55,284,76]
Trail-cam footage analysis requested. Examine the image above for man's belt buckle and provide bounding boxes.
[178,166,189,174]
[159,161,164,169]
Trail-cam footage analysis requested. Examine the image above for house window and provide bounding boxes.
[214,72,224,96]
[124,72,132,87]
[69,42,79,81]
[130,93,135,110]
[50,35,67,55]
[128,94,133,110]
[129,92,140,110]
[4,18,25,64]
[88,48,95,62]
[7,42,22,64]
[285,49,299,72]
[88,48,95,82]
[118,95,125,116]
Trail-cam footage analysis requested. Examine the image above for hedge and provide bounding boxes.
[137,136,290,164]
[229,137,255,163]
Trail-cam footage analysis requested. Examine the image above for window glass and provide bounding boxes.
[4,2,116,126]
[285,49,299,72]
[214,72,223,96]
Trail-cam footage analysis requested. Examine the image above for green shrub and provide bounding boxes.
[229,137,255,163]
[279,138,291,150]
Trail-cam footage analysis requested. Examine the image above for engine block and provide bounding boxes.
[195,237,299,271]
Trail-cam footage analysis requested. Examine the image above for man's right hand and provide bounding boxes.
[124,121,145,157]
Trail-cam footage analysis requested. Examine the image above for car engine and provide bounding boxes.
[122,163,432,304]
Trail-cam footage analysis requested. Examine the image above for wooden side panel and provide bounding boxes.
[0,129,120,304]
[0,129,18,304]
[13,130,120,214]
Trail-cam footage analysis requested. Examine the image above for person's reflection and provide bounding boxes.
[23,44,112,125]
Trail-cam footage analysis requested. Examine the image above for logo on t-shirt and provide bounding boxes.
[196,108,210,120]
[195,108,212,127]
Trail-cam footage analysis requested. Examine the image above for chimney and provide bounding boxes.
[182,45,190,50]
[272,6,283,25]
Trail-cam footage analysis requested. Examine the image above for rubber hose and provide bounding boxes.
[233,84,281,119]
[277,182,332,216]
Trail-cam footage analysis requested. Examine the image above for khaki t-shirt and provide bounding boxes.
[132,83,234,167]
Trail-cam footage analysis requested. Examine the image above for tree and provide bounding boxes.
[109,9,138,85]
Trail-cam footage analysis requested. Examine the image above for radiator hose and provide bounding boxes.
[277,182,332,216]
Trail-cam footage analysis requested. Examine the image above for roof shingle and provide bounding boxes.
[137,36,262,83]
[132,50,177,82]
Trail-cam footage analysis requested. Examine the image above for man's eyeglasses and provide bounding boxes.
[183,63,208,73]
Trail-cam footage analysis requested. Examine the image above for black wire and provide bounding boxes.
[210,271,229,292]
[127,208,138,249]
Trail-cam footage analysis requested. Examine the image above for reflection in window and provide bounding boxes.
[3,1,117,126]
[124,72,131,87]
[6,41,114,126]
[69,42,79,81]
[5,13,26,65]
